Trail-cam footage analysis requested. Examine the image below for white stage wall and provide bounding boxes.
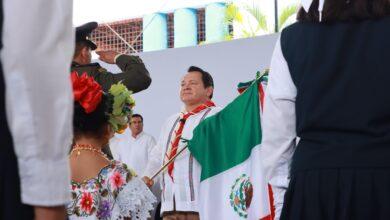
[99,33,279,138]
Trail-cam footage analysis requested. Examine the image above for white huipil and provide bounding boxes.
[144,107,220,214]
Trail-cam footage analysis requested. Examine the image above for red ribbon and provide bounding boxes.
[167,100,216,180]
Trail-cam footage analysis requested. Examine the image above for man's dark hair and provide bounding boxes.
[131,113,143,122]
[187,66,214,98]
[297,0,390,22]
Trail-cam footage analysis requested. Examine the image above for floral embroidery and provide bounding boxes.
[67,161,135,219]
[80,192,94,214]
[110,171,125,190]
[97,200,111,218]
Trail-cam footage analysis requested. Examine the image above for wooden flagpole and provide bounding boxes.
[150,145,188,180]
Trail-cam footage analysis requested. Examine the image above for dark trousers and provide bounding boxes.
[0,31,34,220]
[154,202,162,220]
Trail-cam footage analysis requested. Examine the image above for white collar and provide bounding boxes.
[131,131,144,140]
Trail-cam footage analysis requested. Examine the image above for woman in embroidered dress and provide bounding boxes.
[67,72,156,220]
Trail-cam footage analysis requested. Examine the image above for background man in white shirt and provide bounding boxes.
[112,114,156,175]
[110,113,161,219]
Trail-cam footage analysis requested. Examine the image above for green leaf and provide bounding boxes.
[225,3,243,24]
[242,30,254,38]
[244,4,268,32]
[224,34,234,41]
[279,4,299,30]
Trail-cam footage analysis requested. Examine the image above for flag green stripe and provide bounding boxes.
[188,80,261,181]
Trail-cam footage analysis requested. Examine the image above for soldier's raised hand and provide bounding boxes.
[96,50,120,64]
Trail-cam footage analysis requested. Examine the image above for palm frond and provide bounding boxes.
[279,4,298,29]
[244,4,268,32]
[225,3,243,24]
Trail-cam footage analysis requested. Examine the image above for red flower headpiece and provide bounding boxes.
[71,71,103,114]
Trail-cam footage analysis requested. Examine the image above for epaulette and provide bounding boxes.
[72,62,101,68]
[84,62,101,67]
[97,66,107,73]
[129,55,143,64]
[85,62,108,73]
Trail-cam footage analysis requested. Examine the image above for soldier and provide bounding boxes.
[72,22,152,160]
[72,22,151,92]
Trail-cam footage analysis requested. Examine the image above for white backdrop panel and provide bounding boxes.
[99,34,279,138]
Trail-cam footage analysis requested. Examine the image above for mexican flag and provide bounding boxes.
[188,76,273,220]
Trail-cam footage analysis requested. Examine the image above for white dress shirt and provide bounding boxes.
[260,37,297,220]
[110,128,161,218]
[2,0,74,206]
[144,107,220,214]
[110,129,156,176]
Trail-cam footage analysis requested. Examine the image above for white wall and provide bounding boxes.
[99,34,278,138]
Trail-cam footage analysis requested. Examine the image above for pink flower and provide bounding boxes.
[110,171,124,190]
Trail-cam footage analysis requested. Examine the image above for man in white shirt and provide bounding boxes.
[143,66,220,220]
[1,0,74,219]
[111,114,156,175]
[110,113,161,219]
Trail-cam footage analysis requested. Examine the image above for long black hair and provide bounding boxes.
[297,0,390,22]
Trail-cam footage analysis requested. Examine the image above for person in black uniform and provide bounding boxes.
[261,0,390,220]
[72,22,152,92]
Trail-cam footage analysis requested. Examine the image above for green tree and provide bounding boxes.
[278,4,299,31]
[224,2,298,40]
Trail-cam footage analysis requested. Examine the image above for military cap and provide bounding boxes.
[75,22,98,50]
